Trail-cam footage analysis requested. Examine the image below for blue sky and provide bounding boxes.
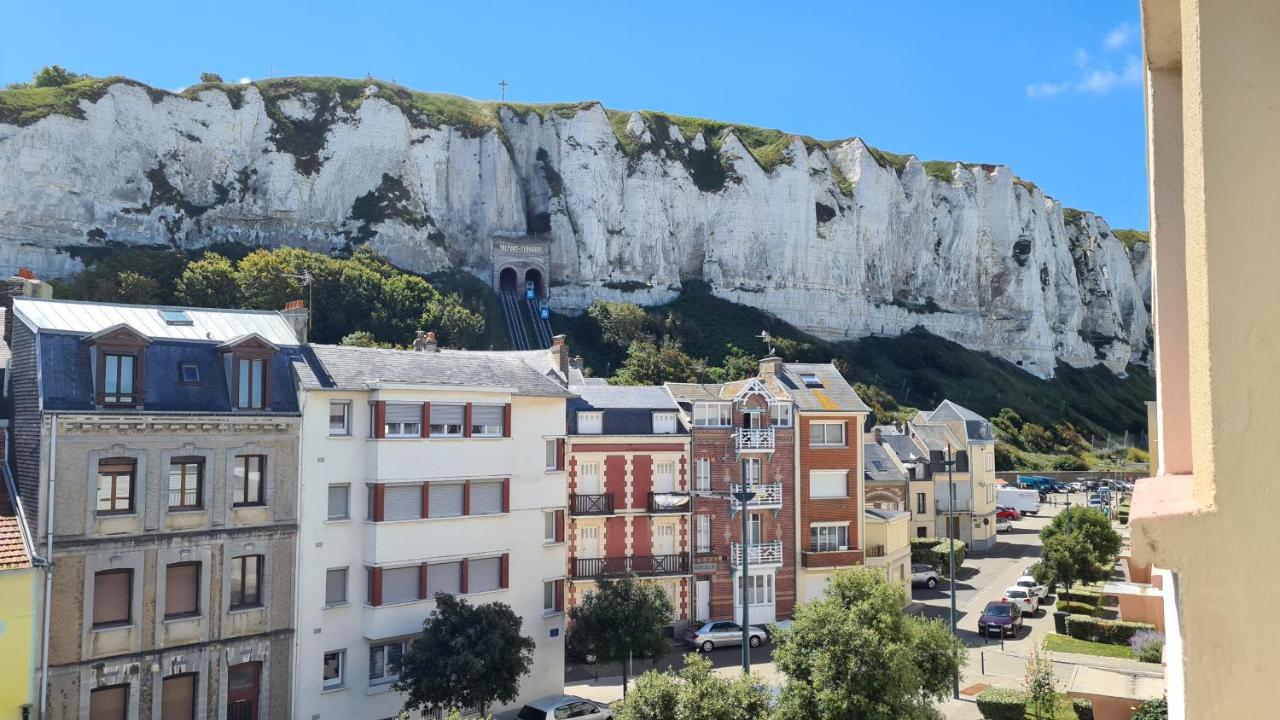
[0,1,1149,229]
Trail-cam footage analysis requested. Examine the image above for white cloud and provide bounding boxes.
[1105,23,1136,50]
[238,77,251,85]
[1026,23,1144,100]
[1026,82,1069,99]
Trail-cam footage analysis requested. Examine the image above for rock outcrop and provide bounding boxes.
[0,79,1150,376]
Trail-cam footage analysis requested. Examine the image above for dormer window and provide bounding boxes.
[769,402,792,427]
[85,323,150,408]
[103,354,137,404]
[179,362,200,384]
[236,357,266,409]
[219,334,277,411]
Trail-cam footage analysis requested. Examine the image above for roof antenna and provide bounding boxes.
[757,330,775,356]
[281,271,314,334]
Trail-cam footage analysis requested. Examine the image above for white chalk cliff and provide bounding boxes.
[0,80,1150,376]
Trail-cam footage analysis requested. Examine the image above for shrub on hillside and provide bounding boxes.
[975,688,1026,720]
[1130,630,1165,663]
[1065,615,1156,645]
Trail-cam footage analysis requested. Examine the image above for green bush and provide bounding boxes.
[910,537,943,567]
[934,538,966,573]
[1131,697,1167,720]
[1065,615,1156,645]
[1072,696,1095,720]
[975,688,1026,720]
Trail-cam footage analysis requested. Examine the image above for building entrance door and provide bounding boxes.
[695,580,710,622]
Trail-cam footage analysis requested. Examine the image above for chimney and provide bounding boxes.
[570,355,584,370]
[280,299,309,344]
[873,427,882,443]
[550,334,570,375]
[758,354,782,377]
[3,270,53,345]
[412,330,439,353]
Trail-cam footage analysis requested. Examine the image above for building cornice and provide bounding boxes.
[49,414,298,435]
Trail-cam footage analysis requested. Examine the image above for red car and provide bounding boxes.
[996,506,1021,521]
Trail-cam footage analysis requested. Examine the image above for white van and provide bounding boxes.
[997,487,1042,516]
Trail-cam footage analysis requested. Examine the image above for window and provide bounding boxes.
[90,684,129,720]
[469,557,501,593]
[236,357,266,409]
[229,555,263,609]
[799,372,823,388]
[654,462,675,490]
[696,514,711,552]
[96,458,135,515]
[652,411,678,434]
[471,405,505,436]
[382,566,420,604]
[161,673,196,720]
[325,568,348,606]
[232,455,265,506]
[369,640,405,685]
[329,401,350,435]
[178,362,200,385]
[810,524,849,552]
[742,458,762,485]
[577,411,603,434]
[470,480,505,515]
[385,403,422,437]
[917,526,928,538]
[544,510,558,542]
[429,404,464,436]
[692,402,731,427]
[736,573,775,605]
[543,579,563,613]
[93,569,132,627]
[427,561,462,596]
[427,482,464,518]
[545,439,559,470]
[916,493,927,515]
[103,353,138,405]
[159,309,193,326]
[168,457,203,510]
[327,485,350,520]
[810,421,846,447]
[695,457,710,491]
[164,562,200,619]
[809,470,848,499]
[384,485,423,521]
[323,650,345,690]
[769,403,792,427]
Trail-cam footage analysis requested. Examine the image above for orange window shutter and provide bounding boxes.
[372,484,386,522]
[556,437,566,470]
[500,553,510,589]
[554,579,564,611]
[369,567,383,606]
[555,509,565,543]
[503,403,512,438]
[420,402,430,438]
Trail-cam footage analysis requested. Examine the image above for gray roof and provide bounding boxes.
[928,400,994,442]
[777,363,870,413]
[864,442,907,483]
[12,297,301,346]
[879,432,930,463]
[909,423,963,453]
[865,507,909,521]
[572,385,677,410]
[301,345,573,396]
[664,382,727,403]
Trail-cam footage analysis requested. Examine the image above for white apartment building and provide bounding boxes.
[292,339,571,720]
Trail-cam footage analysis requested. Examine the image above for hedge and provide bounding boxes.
[1065,615,1156,645]
[911,537,967,574]
[975,688,1025,720]
[1073,697,1095,720]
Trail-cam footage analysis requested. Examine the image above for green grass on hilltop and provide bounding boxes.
[1113,229,1150,250]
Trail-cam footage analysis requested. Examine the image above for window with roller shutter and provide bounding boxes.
[381,566,420,604]
[427,561,462,596]
[93,569,132,627]
[430,404,465,436]
[164,562,200,619]
[325,568,348,606]
[470,480,504,515]
[384,403,422,437]
[160,673,196,720]
[383,485,422,521]
[428,483,464,518]
[469,557,502,593]
[327,484,350,520]
[90,684,129,720]
[471,405,505,436]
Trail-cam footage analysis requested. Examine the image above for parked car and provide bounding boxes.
[1003,586,1040,615]
[911,563,940,589]
[1015,575,1049,599]
[1087,496,1105,509]
[1052,482,1071,494]
[996,517,1012,533]
[996,506,1022,520]
[978,601,1024,637]
[517,695,612,720]
[684,620,768,652]
[1069,482,1086,493]
[765,619,793,641]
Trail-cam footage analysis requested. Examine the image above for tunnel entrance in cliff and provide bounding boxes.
[489,233,553,300]
[524,268,544,299]
[499,267,518,293]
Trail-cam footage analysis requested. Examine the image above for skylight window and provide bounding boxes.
[179,362,200,384]
[799,372,823,388]
[159,309,193,326]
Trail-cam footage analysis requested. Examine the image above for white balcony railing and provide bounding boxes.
[936,498,975,513]
[736,427,776,451]
[731,540,784,567]
[729,483,783,509]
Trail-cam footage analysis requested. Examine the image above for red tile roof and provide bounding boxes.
[0,467,32,570]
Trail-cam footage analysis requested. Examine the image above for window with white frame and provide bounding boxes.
[695,457,711,491]
[810,523,849,552]
[654,462,675,490]
[809,421,846,447]
[769,403,792,427]
[544,510,559,542]
[545,440,559,470]
[543,579,563,613]
[735,573,775,606]
[652,411,678,434]
[325,568,348,606]
[743,458,762,485]
[469,557,501,593]
[328,401,350,436]
[327,484,350,520]
[368,640,405,685]
[384,403,422,438]
[323,650,345,690]
[809,470,848,499]
[429,404,465,437]
[577,411,603,434]
[696,514,711,552]
[471,405,504,437]
[692,402,731,427]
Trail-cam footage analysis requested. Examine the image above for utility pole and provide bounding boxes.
[735,482,755,674]
[944,443,960,700]
[498,79,508,101]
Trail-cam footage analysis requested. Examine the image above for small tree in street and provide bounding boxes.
[394,593,535,716]
[617,653,773,720]
[1037,506,1122,598]
[568,572,674,697]
[1041,507,1122,564]
[1023,642,1059,719]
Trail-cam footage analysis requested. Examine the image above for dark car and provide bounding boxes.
[1052,483,1071,494]
[978,601,1023,637]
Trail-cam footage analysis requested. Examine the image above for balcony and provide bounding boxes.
[935,498,974,513]
[570,493,614,516]
[571,554,689,579]
[801,546,864,568]
[648,491,692,513]
[730,540,783,567]
[864,544,886,558]
[728,483,783,510]
[736,427,775,452]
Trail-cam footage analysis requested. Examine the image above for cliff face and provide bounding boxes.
[0,79,1150,376]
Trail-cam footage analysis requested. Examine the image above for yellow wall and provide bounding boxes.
[0,568,37,716]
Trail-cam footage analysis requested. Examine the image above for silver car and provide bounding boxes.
[911,563,940,589]
[516,695,612,720]
[683,620,768,652]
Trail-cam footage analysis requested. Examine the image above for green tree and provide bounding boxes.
[1019,423,1055,453]
[176,252,239,307]
[568,572,673,697]
[587,300,653,352]
[994,442,1021,471]
[1024,642,1058,720]
[421,294,485,348]
[611,339,707,386]
[393,593,535,715]
[1051,421,1089,454]
[1041,506,1122,567]
[617,653,772,720]
[991,407,1024,441]
[772,567,965,720]
[235,248,305,310]
[33,65,87,87]
[199,72,224,83]
[339,330,387,348]
[111,271,162,304]
[1034,532,1095,597]
[711,344,758,382]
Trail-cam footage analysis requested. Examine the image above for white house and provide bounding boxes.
[291,338,571,720]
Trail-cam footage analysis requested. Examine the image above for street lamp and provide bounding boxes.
[943,443,959,700]
[732,483,757,674]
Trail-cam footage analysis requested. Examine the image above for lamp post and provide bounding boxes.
[732,482,757,674]
[944,443,959,700]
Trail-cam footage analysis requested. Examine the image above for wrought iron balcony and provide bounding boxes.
[730,540,783,567]
[648,491,692,513]
[935,498,974,513]
[736,427,775,452]
[571,493,614,515]
[728,483,783,509]
[571,554,689,579]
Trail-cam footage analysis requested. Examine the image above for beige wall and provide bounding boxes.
[1132,1,1280,718]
